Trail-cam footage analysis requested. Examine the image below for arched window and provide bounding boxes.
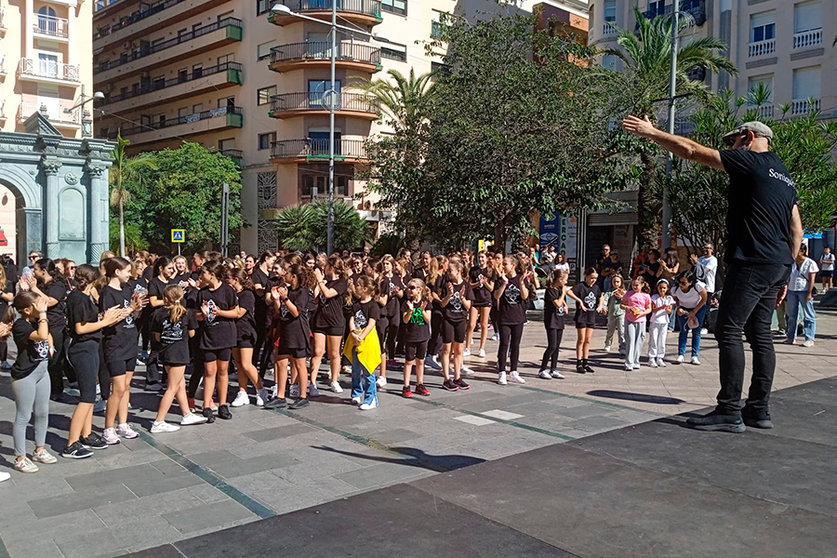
[37,6,57,35]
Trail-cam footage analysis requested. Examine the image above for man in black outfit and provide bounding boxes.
[623,117,803,432]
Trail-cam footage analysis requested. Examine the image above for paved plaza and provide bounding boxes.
[0,306,835,557]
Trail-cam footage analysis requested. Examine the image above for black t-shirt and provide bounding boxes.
[543,287,566,330]
[41,280,67,329]
[379,275,405,318]
[99,283,138,362]
[572,282,601,320]
[129,277,148,298]
[314,278,348,330]
[495,275,527,325]
[442,279,474,323]
[235,289,258,343]
[413,267,429,283]
[469,266,494,306]
[147,277,170,302]
[351,299,380,331]
[66,290,102,343]
[278,287,311,349]
[173,273,191,289]
[602,259,622,275]
[0,279,13,320]
[642,262,661,287]
[11,318,50,380]
[142,266,154,282]
[197,283,238,350]
[250,267,272,326]
[720,149,797,265]
[400,298,431,342]
[430,275,445,312]
[152,307,197,365]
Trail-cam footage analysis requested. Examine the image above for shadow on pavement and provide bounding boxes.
[587,389,685,405]
[311,444,485,473]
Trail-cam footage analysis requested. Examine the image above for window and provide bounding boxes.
[38,53,59,77]
[158,114,166,126]
[178,28,188,39]
[302,173,348,197]
[431,11,446,39]
[258,132,276,150]
[750,12,775,43]
[382,0,406,15]
[430,61,448,75]
[308,80,340,108]
[747,74,773,101]
[218,97,235,110]
[257,85,277,105]
[153,75,165,90]
[648,0,664,17]
[792,65,820,100]
[37,6,57,34]
[257,40,277,60]
[192,63,203,78]
[218,138,236,151]
[381,44,407,61]
[217,11,234,21]
[794,1,821,33]
[178,107,190,118]
[604,0,616,22]
[178,68,188,83]
[192,103,203,114]
[217,54,233,66]
[257,0,271,15]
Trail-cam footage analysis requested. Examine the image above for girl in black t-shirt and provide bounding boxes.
[264,264,314,411]
[494,255,530,385]
[425,255,448,371]
[101,257,147,445]
[465,251,496,359]
[567,267,604,374]
[225,268,268,408]
[150,285,207,432]
[440,260,474,391]
[197,261,239,422]
[144,257,176,390]
[376,255,405,388]
[26,258,69,400]
[310,255,350,395]
[0,266,14,369]
[401,278,432,398]
[348,275,380,410]
[540,270,569,380]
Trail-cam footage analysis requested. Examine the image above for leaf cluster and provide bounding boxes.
[274,199,371,252]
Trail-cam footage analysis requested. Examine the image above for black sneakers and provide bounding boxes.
[453,378,470,390]
[217,404,232,420]
[442,379,459,391]
[263,397,287,410]
[686,410,746,433]
[742,406,773,429]
[62,442,94,459]
[289,398,309,410]
[80,432,108,450]
[203,407,216,423]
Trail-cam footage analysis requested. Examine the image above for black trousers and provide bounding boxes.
[540,327,564,370]
[714,262,790,413]
[48,325,69,396]
[497,323,524,373]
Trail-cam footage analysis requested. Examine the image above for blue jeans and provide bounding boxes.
[676,305,707,357]
[785,290,816,342]
[350,348,377,405]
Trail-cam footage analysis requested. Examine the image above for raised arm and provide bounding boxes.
[623,115,724,171]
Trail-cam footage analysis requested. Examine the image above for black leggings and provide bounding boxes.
[48,325,68,396]
[428,310,443,357]
[385,318,399,357]
[497,323,524,373]
[540,327,564,371]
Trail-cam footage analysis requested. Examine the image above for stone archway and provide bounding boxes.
[0,164,43,265]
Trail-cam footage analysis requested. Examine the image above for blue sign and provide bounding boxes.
[539,213,560,247]
[171,229,185,243]
[803,232,823,239]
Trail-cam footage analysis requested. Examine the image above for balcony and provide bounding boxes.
[790,98,820,116]
[0,56,6,81]
[0,6,7,36]
[102,62,242,113]
[748,104,775,119]
[268,92,379,119]
[793,28,822,50]
[748,38,775,58]
[17,58,80,86]
[34,15,69,39]
[114,106,243,145]
[602,23,617,36]
[637,0,705,28]
[269,41,381,73]
[268,0,382,27]
[219,148,243,166]
[271,138,369,162]
[96,17,242,82]
[17,102,81,128]
[94,0,229,47]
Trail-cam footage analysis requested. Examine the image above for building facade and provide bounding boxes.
[92,0,588,254]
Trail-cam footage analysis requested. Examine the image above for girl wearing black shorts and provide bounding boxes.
[100,257,147,445]
[197,261,239,422]
[425,255,447,371]
[567,267,603,374]
[378,255,404,383]
[401,278,431,398]
[226,268,268,407]
[63,265,127,458]
[310,255,349,394]
[26,258,69,400]
[145,257,176,390]
[150,285,207,432]
[264,264,314,410]
[539,270,569,380]
[494,255,529,385]
[440,260,473,391]
[465,251,495,358]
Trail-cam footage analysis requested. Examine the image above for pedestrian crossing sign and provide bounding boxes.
[171,229,185,243]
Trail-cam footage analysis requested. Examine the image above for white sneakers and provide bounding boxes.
[359,398,378,411]
[0,471,10,482]
[376,376,387,388]
[181,412,208,426]
[657,358,666,367]
[151,421,181,433]
[802,339,815,347]
[649,359,658,368]
[497,371,508,385]
[14,457,39,473]
[604,345,611,352]
[624,364,633,371]
[256,387,269,406]
[116,423,139,439]
[102,428,120,445]
[691,356,701,365]
[330,380,344,393]
[478,349,486,358]
[231,391,250,407]
[508,371,526,384]
[551,369,565,379]
[351,396,362,405]
[676,355,685,364]
[538,369,552,379]
[461,366,475,378]
[32,448,57,464]
[463,348,471,357]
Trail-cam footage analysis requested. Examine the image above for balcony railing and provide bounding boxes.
[0,6,7,33]
[98,17,242,72]
[790,98,820,116]
[116,105,242,136]
[602,22,617,35]
[270,41,380,66]
[269,92,379,116]
[18,58,80,83]
[34,14,69,38]
[96,0,191,39]
[638,0,705,27]
[748,104,774,119]
[793,28,822,50]
[0,55,6,76]
[101,62,242,105]
[748,38,775,58]
[17,102,80,126]
[220,149,243,165]
[271,138,368,160]
[277,0,381,18]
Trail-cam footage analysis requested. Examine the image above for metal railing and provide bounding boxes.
[793,28,822,49]
[748,104,774,119]
[17,102,80,125]
[271,138,368,159]
[95,0,192,38]
[637,0,705,28]
[34,14,69,37]
[602,23,617,35]
[116,106,242,136]
[748,38,775,58]
[280,0,381,18]
[270,41,380,66]
[790,98,820,116]
[98,17,242,72]
[18,58,80,82]
[270,92,379,115]
[101,62,241,105]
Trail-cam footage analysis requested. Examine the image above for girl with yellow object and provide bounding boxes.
[343,276,381,410]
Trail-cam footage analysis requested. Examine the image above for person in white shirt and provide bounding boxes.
[672,271,708,365]
[648,279,675,367]
[690,243,718,333]
[819,245,834,292]
[785,244,818,347]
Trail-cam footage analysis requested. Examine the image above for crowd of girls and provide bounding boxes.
[0,246,706,476]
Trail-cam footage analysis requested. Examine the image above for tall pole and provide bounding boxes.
[221,182,230,257]
[662,0,679,250]
[326,0,337,255]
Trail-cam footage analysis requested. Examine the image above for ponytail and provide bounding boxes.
[163,285,187,324]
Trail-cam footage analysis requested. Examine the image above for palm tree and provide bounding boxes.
[109,133,157,257]
[357,68,436,136]
[604,8,738,249]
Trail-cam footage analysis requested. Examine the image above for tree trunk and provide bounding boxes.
[494,219,508,254]
[637,152,660,250]
[119,195,126,258]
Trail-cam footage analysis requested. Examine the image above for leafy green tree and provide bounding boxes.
[604,8,737,248]
[274,200,370,252]
[109,133,157,257]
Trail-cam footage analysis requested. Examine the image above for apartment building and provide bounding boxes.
[92,0,588,253]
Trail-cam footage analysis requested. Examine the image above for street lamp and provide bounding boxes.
[270,3,390,255]
[661,0,680,251]
[65,86,104,138]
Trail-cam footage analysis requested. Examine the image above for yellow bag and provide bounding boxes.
[343,328,382,374]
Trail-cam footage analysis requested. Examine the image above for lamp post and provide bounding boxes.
[65,85,105,138]
[662,0,679,251]
[271,4,389,254]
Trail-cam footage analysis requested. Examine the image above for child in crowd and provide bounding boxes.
[401,278,432,397]
[621,276,652,371]
[539,270,569,379]
[344,276,381,410]
[567,267,603,374]
[602,274,626,355]
[494,255,530,385]
[648,279,675,367]
[439,260,474,391]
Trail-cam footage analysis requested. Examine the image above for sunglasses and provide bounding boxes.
[68,266,77,270]
[406,285,418,290]
[28,255,39,260]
